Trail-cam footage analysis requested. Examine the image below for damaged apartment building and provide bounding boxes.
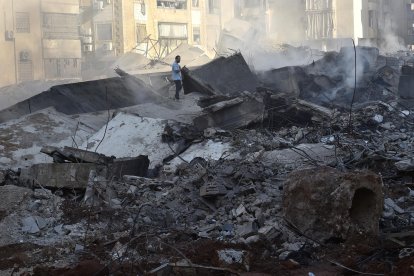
[0,0,81,88]
[80,0,235,64]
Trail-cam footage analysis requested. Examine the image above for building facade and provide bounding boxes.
[303,0,409,51]
[406,0,414,47]
[0,0,81,88]
[80,0,233,61]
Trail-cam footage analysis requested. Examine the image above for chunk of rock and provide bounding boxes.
[283,167,383,242]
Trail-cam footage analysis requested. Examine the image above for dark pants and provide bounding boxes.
[174,80,182,100]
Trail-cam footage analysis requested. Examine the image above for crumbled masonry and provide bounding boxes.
[2,49,414,275]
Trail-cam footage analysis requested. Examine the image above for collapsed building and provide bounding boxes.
[1,45,414,275]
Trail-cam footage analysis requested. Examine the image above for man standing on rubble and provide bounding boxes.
[172,55,182,100]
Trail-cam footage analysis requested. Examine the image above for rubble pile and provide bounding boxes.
[2,49,414,275]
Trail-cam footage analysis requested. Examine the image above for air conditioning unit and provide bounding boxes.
[103,42,113,51]
[83,45,93,52]
[5,30,14,41]
[20,51,30,61]
[83,36,93,44]
[82,28,92,36]
[94,0,104,10]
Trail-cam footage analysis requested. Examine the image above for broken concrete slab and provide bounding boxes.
[41,146,115,164]
[258,66,305,97]
[236,221,259,238]
[261,89,334,129]
[0,107,95,170]
[164,140,235,173]
[182,53,258,97]
[260,143,337,169]
[193,94,265,130]
[20,154,149,189]
[83,113,173,169]
[283,167,384,242]
[0,76,163,123]
[20,163,108,189]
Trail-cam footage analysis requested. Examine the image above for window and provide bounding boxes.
[193,26,200,44]
[192,0,199,7]
[208,0,220,14]
[16,12,30,33]
[158,23,188,39]
[136,23,147,42]
[96,23,112,41]
[157,0,187,9]
[43,13,78,39]
[18,50,33,81]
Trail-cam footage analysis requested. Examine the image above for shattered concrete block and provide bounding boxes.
[22,217,40,234]
[75,244,85,253]
[236,221,259,238]
[217,249,247,266]
[245,235,260,244]
[200,183,227,198]
[54,224,66,235]
[384,198,405,214]
[233,204,247,217]
[258,225,281,240]
[283,167,383,242]
[34,216,48,230]
[193,95,265,131]
[395,159,414,172]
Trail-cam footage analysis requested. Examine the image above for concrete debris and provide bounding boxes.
[182,53,259,97]
[0,185,32,218]
[0,75,163,123]
[200,182,227,198]
[384,198,405,215]
[40,146,115,164]
[2,49,414,275]
[21,217,41,234]
[193,93,265,130]
[395,159,414,172]
[20,163,108,189]
[283,167,384,242]
[82,112,173,169]
[217,249,249,270]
